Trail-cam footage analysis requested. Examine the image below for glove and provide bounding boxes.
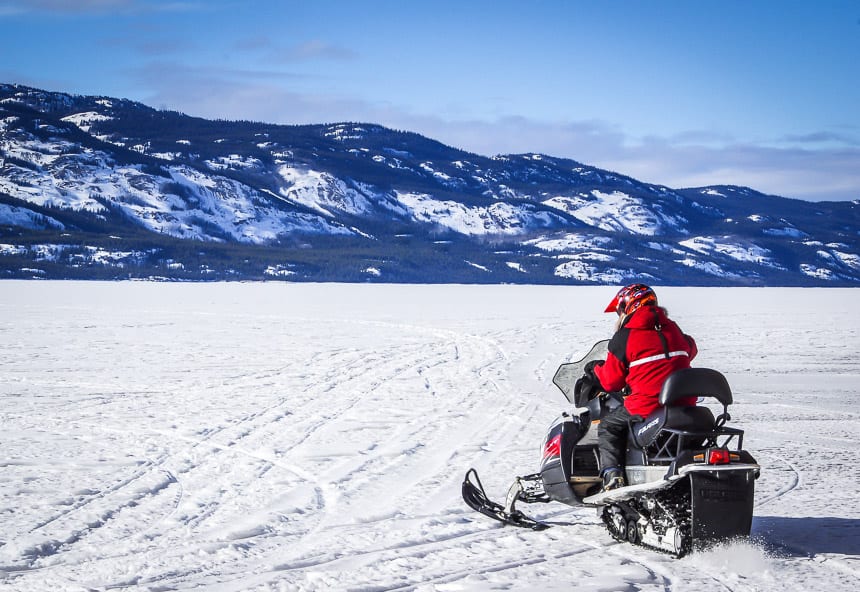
[572,360,605,406]
[584,360,604,380]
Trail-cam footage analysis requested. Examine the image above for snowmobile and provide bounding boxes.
[462,340,760,556]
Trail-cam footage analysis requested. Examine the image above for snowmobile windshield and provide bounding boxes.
[553,340,609,404]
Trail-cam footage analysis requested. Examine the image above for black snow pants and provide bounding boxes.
[598,405,633,471]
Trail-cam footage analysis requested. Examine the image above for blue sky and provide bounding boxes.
[1,0,858,201]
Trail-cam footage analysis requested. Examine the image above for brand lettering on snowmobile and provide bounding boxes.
[699,488,747,502]
[637,417,660,436]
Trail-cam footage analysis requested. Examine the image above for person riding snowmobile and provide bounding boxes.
[584,284,698,491]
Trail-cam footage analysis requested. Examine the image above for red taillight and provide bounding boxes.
[708,448,731,465]
[542,434,561,460]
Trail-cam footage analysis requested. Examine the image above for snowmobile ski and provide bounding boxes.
[461,468,550,531]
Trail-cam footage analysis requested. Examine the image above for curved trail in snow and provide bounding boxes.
[2,283,858,592]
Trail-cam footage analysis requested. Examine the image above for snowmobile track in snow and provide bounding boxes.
[2,284,858,591]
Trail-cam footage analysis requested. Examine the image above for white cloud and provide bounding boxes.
[271,40,358,63]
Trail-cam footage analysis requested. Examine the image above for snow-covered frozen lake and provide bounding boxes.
[1,282,858,591]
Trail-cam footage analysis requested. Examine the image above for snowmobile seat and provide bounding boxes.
[629,368,735,460]
[629,405,716,449]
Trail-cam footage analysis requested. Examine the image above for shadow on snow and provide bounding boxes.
[753,516,860,557]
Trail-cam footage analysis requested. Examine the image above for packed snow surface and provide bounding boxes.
[1,283,858,591]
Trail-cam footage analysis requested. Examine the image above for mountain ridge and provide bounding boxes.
[1,83,858,284]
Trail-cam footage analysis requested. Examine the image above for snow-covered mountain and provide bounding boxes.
[1,83,858,284]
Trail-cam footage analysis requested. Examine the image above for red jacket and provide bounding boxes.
[594,306,697,417]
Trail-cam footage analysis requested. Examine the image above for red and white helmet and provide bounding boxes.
[604,284,658,316]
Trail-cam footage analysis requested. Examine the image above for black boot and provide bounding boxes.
[601,467,625,491]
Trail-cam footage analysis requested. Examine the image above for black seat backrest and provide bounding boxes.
[658,368,732,407]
